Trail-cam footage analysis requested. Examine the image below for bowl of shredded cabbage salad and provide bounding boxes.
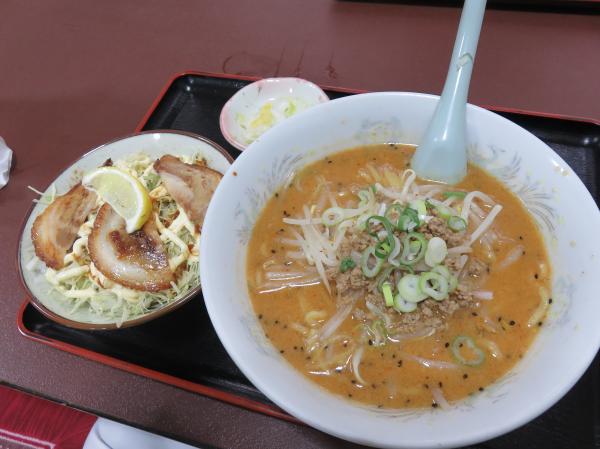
[18,131,232,329]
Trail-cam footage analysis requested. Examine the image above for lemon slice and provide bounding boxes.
[82,167,152,233]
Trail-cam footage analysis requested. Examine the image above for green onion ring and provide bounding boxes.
[366,215,396,259]
[450,335,485,366]
[448,215,467,232]
[399,232,427,265]
[419,271,449,301]
[361,246,384,278]
[384,204,404,227]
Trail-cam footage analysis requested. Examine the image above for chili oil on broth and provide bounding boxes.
[247,144,551,409]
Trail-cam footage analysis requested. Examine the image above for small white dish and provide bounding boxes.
[201,92,600,448]
[219,77,329,151]
[18,130,232,330]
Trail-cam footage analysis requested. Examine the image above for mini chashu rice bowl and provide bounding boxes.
[18,131,232,330]
[200,92,600,448]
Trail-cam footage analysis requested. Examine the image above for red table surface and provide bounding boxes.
[0,385,96,449]
[0,2,598,448]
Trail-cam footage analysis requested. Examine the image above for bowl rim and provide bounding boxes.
[219,76,330,151]
[201,91,600,448]
[17,129,233,331]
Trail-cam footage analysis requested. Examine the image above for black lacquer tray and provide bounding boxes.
[19,71,600,448]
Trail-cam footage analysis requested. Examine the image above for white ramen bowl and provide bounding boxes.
[200,92,600,448]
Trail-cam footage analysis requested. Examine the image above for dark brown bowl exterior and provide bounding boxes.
[17,130,233,331]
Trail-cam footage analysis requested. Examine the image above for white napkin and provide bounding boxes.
[0,136,13,189]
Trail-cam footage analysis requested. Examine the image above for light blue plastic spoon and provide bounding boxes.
[411,0,487,184]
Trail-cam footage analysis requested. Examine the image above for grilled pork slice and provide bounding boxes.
[154,155,222,229]
[88,204,173,292]
[31,184,97,269]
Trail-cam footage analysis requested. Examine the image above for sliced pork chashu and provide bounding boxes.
[31,183,97,269]
[153,155,222,229]
[88,204,174,292]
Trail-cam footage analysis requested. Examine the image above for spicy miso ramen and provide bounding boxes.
[247,144,551,409]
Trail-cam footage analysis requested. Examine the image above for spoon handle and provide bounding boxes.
[441,0,486,116]
[412,0,487,183]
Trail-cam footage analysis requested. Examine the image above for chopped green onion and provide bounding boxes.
[366,216,396,259]
[442,191,466,199]
[340,258,356,273]
[374,240,392,259]
[397,274,428,303]
[399,264,415,274]
[450,335,485,366]
[449,275,458,292]
[431,265,458,292]
[361,246,384,278]
[384,204,404,226]
[409,199,427,220]
[365,215,393,238]
[382,282,394,307]
[376,266,395,292]
[399,232,427,265]
[393,293,417,313]
[357,189,374,207]
[419,271,449,301]
[397,207,420,231]
[424,236,448,267]
[448,215,467,232]
[322,207,345,226]
[431,265,450,279]
[426,199,454,219]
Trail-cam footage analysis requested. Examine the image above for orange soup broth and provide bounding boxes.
[247,144,550,409]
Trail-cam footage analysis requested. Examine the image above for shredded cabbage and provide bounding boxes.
[29,152,204,327]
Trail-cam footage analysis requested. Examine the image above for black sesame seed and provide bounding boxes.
[348,393,352,397]
[275,192,279,197]
[519,235,523,240]
[368,339,373,346]
[538,321,543,327]
[424,383,429,389]
[497,316,502,322]
[549,298,553,304]
[471,312,478,316]
[274,320,279,324]
[463,373,468,379]
[351,380,356,384]
[479,387,484,392]
[432,402,439,408]
[534,273,539,279]
[271,249,276,254]
[445,342,450,348]
[438,382,443,387]
[280,350,285,354]
[509,320,516,326]
[293,346,298,350]
[258,314,263,319]
[397,360,403,367]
